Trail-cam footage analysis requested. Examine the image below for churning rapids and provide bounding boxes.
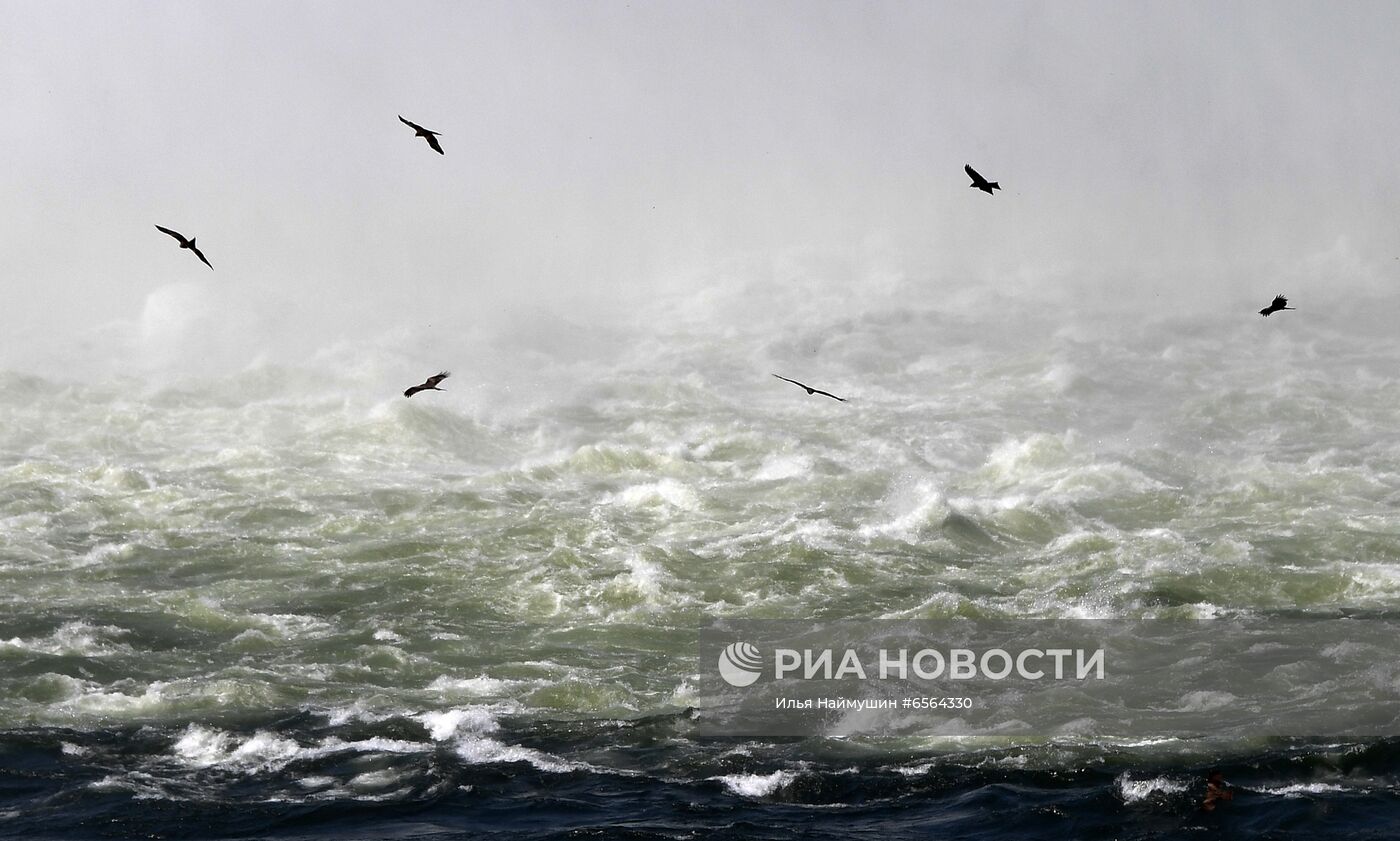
[2,281,1399,839]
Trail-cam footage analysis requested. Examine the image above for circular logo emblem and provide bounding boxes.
[718,641,763,687]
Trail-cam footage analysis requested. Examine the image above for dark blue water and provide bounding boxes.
[3,712,1397,839]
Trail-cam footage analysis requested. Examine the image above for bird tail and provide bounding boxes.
[989,182,1000,191]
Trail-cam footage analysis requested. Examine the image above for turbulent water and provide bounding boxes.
[2,281,1399,839]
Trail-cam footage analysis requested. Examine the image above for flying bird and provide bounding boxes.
[154,225,213,270]
[964,164,1000,195]
[1258,294,1296,317]
[404,371,450,398]
[772,374,845,402]
[399,115,444,155]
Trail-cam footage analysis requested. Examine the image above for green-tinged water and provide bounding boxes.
[3,296,1400,757]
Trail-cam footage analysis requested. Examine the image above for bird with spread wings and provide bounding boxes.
[964,163,1001,195]
[399,115,444,155]
[772,374,846,402]
[404,371,450,398]
[1258,294,1296,317]
[154,225,213,270]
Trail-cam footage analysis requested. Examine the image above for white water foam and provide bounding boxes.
[1115,773,1190,803]
[714,770,798,798]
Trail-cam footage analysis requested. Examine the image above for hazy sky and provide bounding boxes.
[4,1,1400,372]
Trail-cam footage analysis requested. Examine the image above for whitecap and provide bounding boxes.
[754,453,812,481]
[452,736,579,773]
[426,675,521,695]
[417,707,500,741]
[172,725,302,771]
[609,479,698,510]
[0,621,131,657]
[1253,782,1351,796]
[713,770,797,797]
[1115,773,1189,803]
[172,725,232,767]
[348,769,408,791]
[296,775,337,789]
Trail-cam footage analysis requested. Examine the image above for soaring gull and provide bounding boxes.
[154,225,213,270]
[772,374,845,402]
[399,115,444,155]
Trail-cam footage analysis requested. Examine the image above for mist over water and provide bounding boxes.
[4,267,1400,837]
[5,1,1400,369]
[4,2,1400,838]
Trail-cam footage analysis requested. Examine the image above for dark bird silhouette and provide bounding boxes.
[1258,294,1296,317]
[964,164,1000,195]
[404,371,450,398]
[154,225,213,270]
[773,374,845,402]
[399,115,444,155]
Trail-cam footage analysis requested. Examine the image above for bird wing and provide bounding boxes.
[190,245,213,269]
[1273,295,1288,307]
[425,133,444,154]
[774,373,843,400]
[964,164,987,186]
[155,225,187,244]
[403,385,423,398]
[425,371,450,388]
[401,115,441,135]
